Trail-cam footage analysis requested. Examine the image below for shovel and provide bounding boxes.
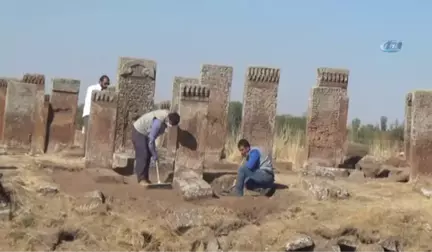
[146,161,172,189]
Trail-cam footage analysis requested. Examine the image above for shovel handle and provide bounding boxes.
[155,161,161,183]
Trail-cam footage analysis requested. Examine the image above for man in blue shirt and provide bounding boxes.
[225,139,276,197]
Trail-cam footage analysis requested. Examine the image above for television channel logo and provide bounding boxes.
[380,40,403,53]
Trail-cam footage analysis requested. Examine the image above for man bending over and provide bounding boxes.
[227,139,276,197]
[132,109,180,186]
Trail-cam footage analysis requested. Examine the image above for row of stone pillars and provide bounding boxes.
[0,75,80,155]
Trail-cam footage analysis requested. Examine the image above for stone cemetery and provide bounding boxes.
[0,56,431,251]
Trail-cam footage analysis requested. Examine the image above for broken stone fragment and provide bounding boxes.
[420,188,432,199]
[285,234,314,251]
[301,178,350,200]
[379,236,403,252]
[357,243,385,252]
[36,184,59,196]
[304,166,350,179]
[206,237,222,252]
[173,170,214,201]
[314,242,340,252]
[337,235,358,251]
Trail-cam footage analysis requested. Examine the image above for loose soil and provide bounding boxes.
[0,154,432,251]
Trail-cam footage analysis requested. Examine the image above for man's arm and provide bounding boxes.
[244,149,260,170]
[148,119,163,161]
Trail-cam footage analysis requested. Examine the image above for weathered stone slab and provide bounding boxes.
[175,83,210,176]
[114,57,156,153]
[306,86,349,167]
[409,90,432,178]
[404,92,412,164]
[301,178,350,200]
[173,170,213,201]
[48,78,80,152]
[200,64,233,164]
[85,90,118,168]
[0,79,8,143]
[23,73,47,155]
[316,67,349,89]
[166,77,199,154]
[3,81,37,152]
[240,66,280,152]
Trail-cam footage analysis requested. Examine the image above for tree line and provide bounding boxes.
[75,101,405,144]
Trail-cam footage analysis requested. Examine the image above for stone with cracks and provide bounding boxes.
[301,178,350,200]
[173,170,213,201]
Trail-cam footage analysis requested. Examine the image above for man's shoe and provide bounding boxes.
[139,179,151,186]
[252,187,276,197]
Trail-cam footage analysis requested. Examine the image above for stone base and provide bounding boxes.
[112,152,135,169]
[173,170,214,201]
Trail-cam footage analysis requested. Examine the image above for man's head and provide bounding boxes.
[167,112,180,127]
[237,139,251,157]
[99,75,110,90]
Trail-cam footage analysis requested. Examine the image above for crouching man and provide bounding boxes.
[226,139,276,197]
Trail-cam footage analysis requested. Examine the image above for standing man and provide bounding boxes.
[132,109,180,186]
[82,75,110,151]
[224,139,276,197]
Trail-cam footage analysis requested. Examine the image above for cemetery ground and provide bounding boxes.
[0,132,431,251]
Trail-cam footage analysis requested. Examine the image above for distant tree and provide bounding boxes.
[380,116,388,131]
[227,101,243,134]
[75,104,84,129]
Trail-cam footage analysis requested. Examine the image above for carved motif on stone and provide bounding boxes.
[316,68,349,89]
[180,84,210,101]
[22,74,45,86]
[247,67,280,83]
[119,61,156,79]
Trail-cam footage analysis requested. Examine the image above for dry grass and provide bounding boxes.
[1,151,432,251]
[225,127,402,166]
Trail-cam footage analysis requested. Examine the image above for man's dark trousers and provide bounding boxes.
[132,127,151,182]
[83,115,89,151]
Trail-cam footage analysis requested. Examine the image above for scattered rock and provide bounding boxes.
[302,179,350,200]
[337,235,358,251]
[348,170,365,181]
[206,237,222,252]
[379,236,403,252]
[285,234,314,251]
[304,166,350,179]
[173,170,214,201]
[36,184,59,196]
[73,190,107,214]
[356,155,383,178]
[314,241,341,252]
[210,174,236,193]
[357,243,384,252]
[420,188,432,199]
[384,156,408,168]
[216,236,231,251]
[165,208,206,232]
[387,169,409,183]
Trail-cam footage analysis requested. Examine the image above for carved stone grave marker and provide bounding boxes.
[85,90,118,168]
[48,78,80,152]
[240,66,280,153]
[200,64,233,164]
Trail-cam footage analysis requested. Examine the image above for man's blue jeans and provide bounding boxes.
[235,166,275,196]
